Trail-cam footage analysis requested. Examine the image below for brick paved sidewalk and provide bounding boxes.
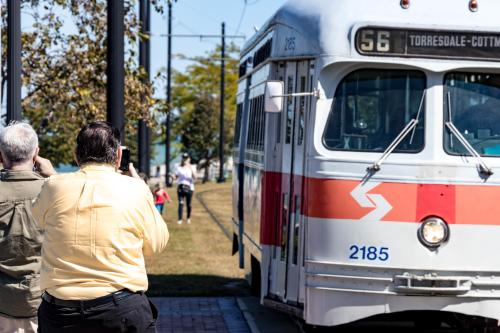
[151,297,252,333]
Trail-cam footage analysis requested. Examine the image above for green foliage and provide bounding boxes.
[179,94,218,168]
[1,0,164,166]
[172,44,239,179]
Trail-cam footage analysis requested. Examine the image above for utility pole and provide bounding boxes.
[7,0,22,123]
[107,0,125,142]
[160,23,243,185]
[138,0,151,176]
[217,22,226,183]
[165,0,174,187]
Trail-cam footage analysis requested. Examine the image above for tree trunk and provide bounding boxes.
[202,158,211,183]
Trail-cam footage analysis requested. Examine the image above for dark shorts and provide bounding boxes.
[37,291,158,333]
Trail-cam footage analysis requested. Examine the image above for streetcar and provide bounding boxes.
[232,0,500,330]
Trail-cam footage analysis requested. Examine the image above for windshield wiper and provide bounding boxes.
[368,90,426,172]
[445,92,493,176]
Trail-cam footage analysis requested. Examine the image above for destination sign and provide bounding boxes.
[355,27,500,61]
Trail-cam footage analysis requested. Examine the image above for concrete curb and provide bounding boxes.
[236,298,262,333]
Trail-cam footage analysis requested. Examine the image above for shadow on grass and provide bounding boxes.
[147,274,251,297]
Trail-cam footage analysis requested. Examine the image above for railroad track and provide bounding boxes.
[195,188,232,241]
[299,323,460,333]
[297,315,498,333]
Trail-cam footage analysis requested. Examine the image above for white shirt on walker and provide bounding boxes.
[176,165,195,191]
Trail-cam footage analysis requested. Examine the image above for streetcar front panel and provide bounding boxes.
[305,60,500,325]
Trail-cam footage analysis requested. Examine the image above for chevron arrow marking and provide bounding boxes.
[350,182,393,221]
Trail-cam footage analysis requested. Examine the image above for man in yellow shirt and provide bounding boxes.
[32,122,169,332]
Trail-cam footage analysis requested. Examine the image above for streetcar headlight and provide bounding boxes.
[418,217,449,248]
[469,0,478,12]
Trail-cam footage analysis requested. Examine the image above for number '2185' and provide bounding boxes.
[349,245,389,261]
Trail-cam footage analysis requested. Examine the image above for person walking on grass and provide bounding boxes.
[154,183,172,214]
[0,122,56,333]
[33,122,169,333]
[175,153,196,224]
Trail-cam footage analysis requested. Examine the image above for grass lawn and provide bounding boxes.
[197,186,234,239]
[146,181,249,297]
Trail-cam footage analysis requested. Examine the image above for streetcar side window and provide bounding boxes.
[259,96,266,150]
[247,99,255,150]
[234,103,243,147]
[276,64,285,144]
[298,76,306,146]
[258,96,264,150]
[444,72,500,156]
[246,95,266,152]
[323,69,426,152]
[285,76,295,144]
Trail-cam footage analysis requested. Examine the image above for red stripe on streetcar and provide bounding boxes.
[303,177,500,225]
[416,184,456,224]
[258,173,500,246]
[260,171,282,246]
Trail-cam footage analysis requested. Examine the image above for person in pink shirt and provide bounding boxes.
[153,183,172,214]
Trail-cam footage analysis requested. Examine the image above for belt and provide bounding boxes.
[42,289,137,308]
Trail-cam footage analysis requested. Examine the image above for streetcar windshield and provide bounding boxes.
[444,72,500,156]
[323,69,426,152]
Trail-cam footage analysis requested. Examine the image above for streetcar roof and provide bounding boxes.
[241,0,500,66]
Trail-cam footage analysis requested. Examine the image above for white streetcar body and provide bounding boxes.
[232,0,500,327]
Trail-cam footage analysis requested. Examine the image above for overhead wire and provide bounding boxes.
[176,20,218,45]
[234,0,247,36]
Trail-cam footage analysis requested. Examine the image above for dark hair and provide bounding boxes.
[75,122,121,165]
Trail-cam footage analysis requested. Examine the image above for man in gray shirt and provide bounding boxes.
[0,123,55,333]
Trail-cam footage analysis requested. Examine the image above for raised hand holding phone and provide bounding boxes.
[119,146,130,172]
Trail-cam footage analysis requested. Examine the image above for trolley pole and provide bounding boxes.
[7,0,22,123]
[138,0,151,176]
[165,0,174,187]
[217,22,226,183]
[107,0,125,142]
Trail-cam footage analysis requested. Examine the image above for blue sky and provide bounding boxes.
[149,0,287,97]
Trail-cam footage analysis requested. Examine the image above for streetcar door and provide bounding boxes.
[270,62,287,296]
[285,60,310,304]
[270,61,297,300]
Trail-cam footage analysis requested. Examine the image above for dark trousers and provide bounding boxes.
[37,292,157,333]
[177,186,193,220]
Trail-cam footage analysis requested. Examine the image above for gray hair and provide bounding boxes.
[0,122,39,163]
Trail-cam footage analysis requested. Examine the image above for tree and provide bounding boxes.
[179,95,218,182]
[1,0,163,166]
[172,43,239,181]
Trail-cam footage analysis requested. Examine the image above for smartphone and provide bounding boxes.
[119,146,130,172]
